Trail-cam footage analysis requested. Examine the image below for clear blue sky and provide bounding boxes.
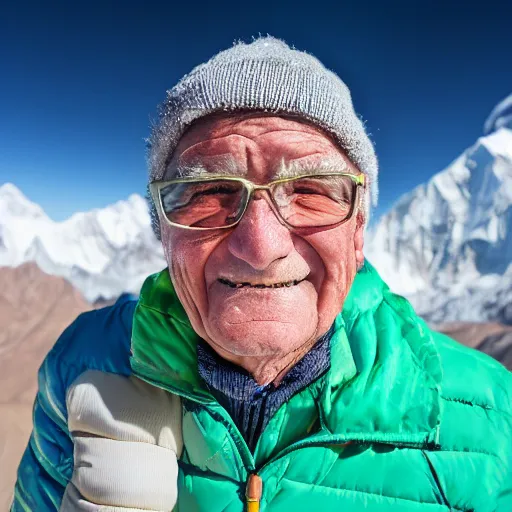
[1,0,511,223]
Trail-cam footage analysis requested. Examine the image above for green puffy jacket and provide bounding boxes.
[131,261,512,511]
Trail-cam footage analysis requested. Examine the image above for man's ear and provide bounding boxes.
[354,212,365,269]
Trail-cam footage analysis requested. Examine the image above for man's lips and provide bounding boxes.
[218,277,307,289]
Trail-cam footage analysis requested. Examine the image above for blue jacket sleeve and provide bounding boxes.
[11,322,77,511]
[11,298,136,511]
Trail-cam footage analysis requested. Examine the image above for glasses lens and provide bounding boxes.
[272,175,356,227]
[159,180,247,228]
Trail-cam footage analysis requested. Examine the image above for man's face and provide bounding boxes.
[160,114,365,362]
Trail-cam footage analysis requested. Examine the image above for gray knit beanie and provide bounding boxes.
[148,36,378,237]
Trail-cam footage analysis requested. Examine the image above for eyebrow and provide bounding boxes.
[168,155,352,180]
[170,154,246,179]
[274,156,350,178]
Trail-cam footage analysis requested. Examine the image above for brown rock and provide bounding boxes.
[0,263,93,511]
[432,321,512,370]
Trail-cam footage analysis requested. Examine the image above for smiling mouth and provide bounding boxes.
[218,278,306,289]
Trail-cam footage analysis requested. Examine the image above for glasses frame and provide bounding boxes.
[150,172,366,231]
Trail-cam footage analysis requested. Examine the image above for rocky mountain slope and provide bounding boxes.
[0,263,93,510]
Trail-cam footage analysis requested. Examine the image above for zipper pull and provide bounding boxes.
[246,473,263,512]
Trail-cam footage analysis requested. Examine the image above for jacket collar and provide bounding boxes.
[130,261,442,446]
[322,262,442,445]
[130,269,212,402]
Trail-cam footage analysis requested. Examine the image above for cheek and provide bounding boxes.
[160,224,227,316]
[297,224,358,308]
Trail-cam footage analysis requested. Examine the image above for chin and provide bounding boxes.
[207,321,316,359]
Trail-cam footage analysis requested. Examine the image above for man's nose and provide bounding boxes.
[227,195,294,270]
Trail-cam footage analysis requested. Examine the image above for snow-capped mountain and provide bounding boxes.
[366,94,512,324]
[0,184,166,301]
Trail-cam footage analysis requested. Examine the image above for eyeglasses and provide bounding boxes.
[150,173,365,231]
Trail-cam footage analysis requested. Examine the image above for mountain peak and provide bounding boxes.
[0,182,28,201]
[0,183,48,220]
[484,94,512,136]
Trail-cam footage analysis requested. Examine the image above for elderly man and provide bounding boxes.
[12,37,512,511]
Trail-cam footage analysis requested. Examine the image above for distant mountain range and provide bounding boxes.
[366,94,512,324]
[0,185,165,302]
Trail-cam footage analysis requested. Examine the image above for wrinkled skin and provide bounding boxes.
[160,113,365,384]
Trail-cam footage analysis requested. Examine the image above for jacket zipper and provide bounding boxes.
[246,474,263,512]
